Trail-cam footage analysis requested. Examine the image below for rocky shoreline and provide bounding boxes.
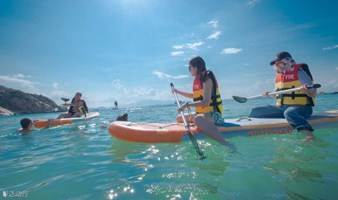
[0,85,66,115]
[0,106,14,116]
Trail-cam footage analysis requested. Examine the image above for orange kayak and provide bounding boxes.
[108,112,338,143]
[34,112,100,129]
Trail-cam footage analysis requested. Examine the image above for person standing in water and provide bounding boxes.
[173,56,234,149]
[114,101,118,109]
[252,52,317,141]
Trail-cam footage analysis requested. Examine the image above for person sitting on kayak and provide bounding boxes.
[254,52,317,141]
[57,92,88,119]
[69,92,88,117]
[173,56,233,148]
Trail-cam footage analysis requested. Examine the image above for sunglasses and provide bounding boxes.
[275,61,287,67]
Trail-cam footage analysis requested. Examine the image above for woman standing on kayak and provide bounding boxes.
[173,56,232,147]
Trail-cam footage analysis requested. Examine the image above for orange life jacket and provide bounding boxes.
[192,71,224,114]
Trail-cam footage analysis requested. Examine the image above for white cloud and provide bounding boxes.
[220,48,243,55]
[208,20,218,29]
[248,0,260,7]
[52,82,59,89]
[173,45,184,50]
[50,82,70,99]
[172,41,204,51]
[207,31,221,40]
[112,79,127,91]
[13,73,31,78]
[186,42,203,50]
[108,79,172,105]
[286,23,316,32]
[323,44,338,51]
[50,90,70,99]
[152,70,188,80]
[0,74,38,92]
[171,51,184,56]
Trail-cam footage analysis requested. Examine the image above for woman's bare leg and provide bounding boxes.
[194,114,229,146]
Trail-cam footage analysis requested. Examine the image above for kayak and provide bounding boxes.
[108,112,338,143]
[34,112,100,129]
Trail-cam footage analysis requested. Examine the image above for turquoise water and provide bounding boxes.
[1,95,338,199]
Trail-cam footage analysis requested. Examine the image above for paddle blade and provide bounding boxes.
[311,84,321,89]
[232,96,247,103]
[187,131,206,160]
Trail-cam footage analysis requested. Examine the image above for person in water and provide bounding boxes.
[19,118,66,133]
[19,118,33,133]
[114,101,118,109]
[252,52,317,141]
[57,92,88,119]
[173,56,234,148]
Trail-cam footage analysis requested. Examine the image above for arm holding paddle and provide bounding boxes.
[172,88,193,99]
[177,79,213,112]
[263,84,317,98]
[171,83,206,160]
[300,84,317,97]
[234,84,321,103]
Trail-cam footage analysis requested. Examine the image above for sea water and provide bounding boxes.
[0,95,337,199]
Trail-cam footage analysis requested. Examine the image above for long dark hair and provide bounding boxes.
[189,56,217,86]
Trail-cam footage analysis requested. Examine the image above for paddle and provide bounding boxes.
[170,83,206,160]
[233,84,321,103]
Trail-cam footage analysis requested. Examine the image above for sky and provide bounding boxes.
[0,0,338,107]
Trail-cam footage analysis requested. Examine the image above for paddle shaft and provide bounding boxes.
[247,84,319,99]
[170,83,206,159]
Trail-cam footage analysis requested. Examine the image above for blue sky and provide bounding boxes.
[1,0,338,107]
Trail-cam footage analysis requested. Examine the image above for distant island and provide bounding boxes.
[318,91,338,95]
[0,85,66,115]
